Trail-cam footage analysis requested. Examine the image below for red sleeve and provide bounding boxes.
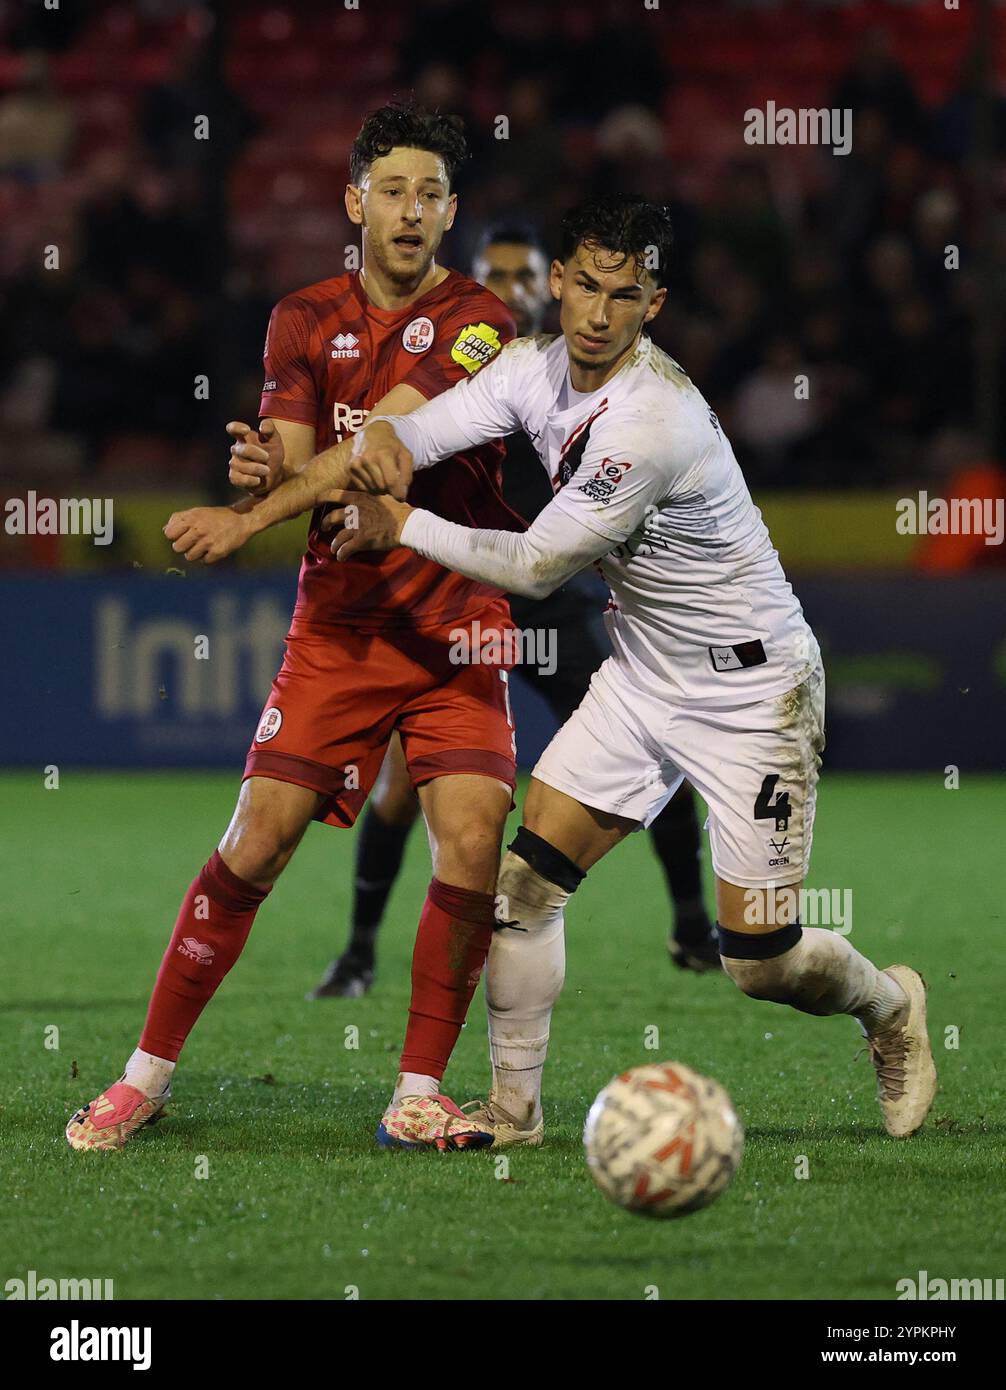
[404,291,516,401]
[258,297,320,425]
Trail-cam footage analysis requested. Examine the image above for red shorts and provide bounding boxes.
[243,600,517,828]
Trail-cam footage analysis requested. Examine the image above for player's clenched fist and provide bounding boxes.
[345,420,414,500]
[163,506,253,564]
[322,490,412,561]
[227,419,284,493]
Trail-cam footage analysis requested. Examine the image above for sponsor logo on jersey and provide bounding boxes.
[330,333,360,359]
[255,706,283,743]
[263,378,278,392]
[403,316,435,353]
[577,458,632,504]
[332,402,369,441]
[178,937,215,964]
[450,321,502,373]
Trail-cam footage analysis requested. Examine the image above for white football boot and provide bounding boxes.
[462,1096,544,1149]
[865,965,937,1138]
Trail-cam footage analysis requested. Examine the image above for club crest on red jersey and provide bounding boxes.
[402,316,435,353]
[255,707,283,743]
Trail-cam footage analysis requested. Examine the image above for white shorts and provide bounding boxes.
[532,657,826,889]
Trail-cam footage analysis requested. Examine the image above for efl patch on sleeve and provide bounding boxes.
[450,322,502,374]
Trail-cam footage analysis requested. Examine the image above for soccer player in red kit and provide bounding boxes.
[66,103,522,1154]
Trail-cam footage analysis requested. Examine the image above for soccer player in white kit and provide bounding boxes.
[319,196,937,1145]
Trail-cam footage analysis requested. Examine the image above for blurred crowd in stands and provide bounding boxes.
[1,0,1003,498]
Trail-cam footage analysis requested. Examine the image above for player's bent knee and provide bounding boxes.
[488,848,569,1017]
[219,780,318,885]
[721,955,794,1003]
[433,822,502,883]
[219,834,295,887]
[497,845,567,912]
[497,849,535,900]
[493,832,586,933]
[494,852,540,926]
[717,921,804,1002]
[507,827,585,896]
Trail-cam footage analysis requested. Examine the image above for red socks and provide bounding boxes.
[139,850,270,1062]
[400,878,497,1080]
[140,861,491,1082]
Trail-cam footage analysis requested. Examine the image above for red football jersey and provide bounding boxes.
[259,268,522,630]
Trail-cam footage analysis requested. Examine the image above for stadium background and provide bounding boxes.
[1,0,1004,772]
[2,0,1005,1310]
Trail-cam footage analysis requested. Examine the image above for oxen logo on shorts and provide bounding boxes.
[403,316,434,353]
[255,707,283,743]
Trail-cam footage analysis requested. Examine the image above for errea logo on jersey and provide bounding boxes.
[331,333,360,359]
[451,322,502,374]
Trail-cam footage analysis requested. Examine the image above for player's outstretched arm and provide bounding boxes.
[325,422,672,594]
[162,437,357,564]
[341,419,415,499]
[323,491,612,600]
[353,340,524,484]
[164,435,359,562]
[242,382,431,533]
[162,386,425,564]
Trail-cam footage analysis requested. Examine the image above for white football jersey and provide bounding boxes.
[389,332,820,709]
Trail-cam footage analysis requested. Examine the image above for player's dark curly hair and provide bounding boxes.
[559,194,674,287]
[350,101,468,187]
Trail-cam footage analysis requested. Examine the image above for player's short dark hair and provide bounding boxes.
[477,219,548,258]
[559,194,673,287]
[350,101,468,187]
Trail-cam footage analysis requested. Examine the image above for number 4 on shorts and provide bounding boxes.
[754,773,791,832]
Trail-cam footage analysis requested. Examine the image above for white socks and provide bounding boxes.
[126,1051,443,1111]
[123,1047,174,1099]
[485,850,568,1127]
[720,927,908,1034]
[391,1071,440,1105]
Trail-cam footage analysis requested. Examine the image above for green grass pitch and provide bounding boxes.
[1,771,1002,1301]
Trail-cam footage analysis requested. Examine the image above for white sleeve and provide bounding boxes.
[366,343,521,470]
[400,498,613,600]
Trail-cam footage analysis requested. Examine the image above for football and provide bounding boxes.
[583,1061,744,1218]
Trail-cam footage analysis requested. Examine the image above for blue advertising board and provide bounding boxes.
[1,573,1004,771]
